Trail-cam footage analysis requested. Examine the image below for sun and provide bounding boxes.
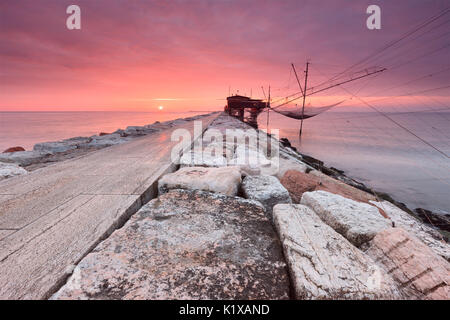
[158,105,164,110]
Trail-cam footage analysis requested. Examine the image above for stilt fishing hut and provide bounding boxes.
[225,95,267,128]
[225,63,386,133]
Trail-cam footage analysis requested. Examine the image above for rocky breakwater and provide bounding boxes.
[54,113,449,300]
[0,113,218,179]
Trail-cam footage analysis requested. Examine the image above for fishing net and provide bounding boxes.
[269,100,345,120]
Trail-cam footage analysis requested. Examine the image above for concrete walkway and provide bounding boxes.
[0,114,218,299]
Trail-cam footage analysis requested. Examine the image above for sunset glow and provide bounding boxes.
[0,0,449,112]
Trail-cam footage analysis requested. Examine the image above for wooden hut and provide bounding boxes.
[224,95,267,128]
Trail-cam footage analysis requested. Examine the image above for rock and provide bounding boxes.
[242,175,291,219]
[87,134,129,148]
[370,201,450,261]
[124,126,146,136]
[53,189,290,300]
[33,137,92,154]
[229,145,278,176]
[414,208,450,233]
[112,129,128,137]
[33,142,77,154]
[366,228,450,300]
[0,151,47,167]
[98,132,110,136]
[273,204,401,299]
[2,146,25,153]
[281,170,376,204]
[124,125,159,137]
[0,162,28,180]
[280,170,317,203]
[275,157,308,180]
[158,166,242,196]
[301,191,391,247]
[203,141,235,159]
[179,150,227,167]
[279,137,297,151]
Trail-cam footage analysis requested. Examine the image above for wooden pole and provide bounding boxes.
[299,62,309,138]
[266,86,271,129]
[291,63,304,96]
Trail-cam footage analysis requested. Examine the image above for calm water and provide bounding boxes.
[259,109,450,214]
[0,111,208,151]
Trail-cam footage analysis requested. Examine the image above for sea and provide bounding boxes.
[0,109,449,215]
[258,108,450,215]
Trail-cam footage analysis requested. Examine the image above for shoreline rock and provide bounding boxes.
[0,162,28,180]
[2,146,25,153]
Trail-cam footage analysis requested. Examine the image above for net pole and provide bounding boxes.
[299,62,310,138]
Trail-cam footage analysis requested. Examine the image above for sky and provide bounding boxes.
[0,0,449,112]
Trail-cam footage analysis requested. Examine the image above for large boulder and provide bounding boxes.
[370,201,450,262]
[0,150,47,166]
[273,204,402,299]
[281,170,375,204]
[158,166,242,196]
[242,175,291,219]
[229,145,278,176]
[179,150,227,167]
[0,162,27,180]
[366,228,450,300]
[301,191,391,247]
[53,189,290,300]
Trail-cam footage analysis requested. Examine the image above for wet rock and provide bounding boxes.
[414,208,450,233]
[370,201,450,261]
[273,204,402,299]
[301,191,391,247]
[281,170,376,204]
[279,137,297,152]
[158,166,242,196]
[0,162,28,180]
[179,150,227,167]
[366,228,450,300]
[3,146,25,153]
[242,175,291,219]
[0,151,47,166]
[53,189,290,300]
